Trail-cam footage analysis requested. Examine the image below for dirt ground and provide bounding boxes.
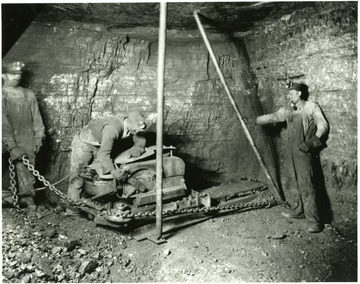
[2,187,358,283]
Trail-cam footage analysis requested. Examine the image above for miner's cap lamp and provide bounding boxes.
[2,61,25,75]
[286,81,308,93]
[127,111,147,132]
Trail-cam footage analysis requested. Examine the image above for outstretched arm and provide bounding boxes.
[256,107,287,126]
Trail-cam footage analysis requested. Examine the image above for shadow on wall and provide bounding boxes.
[23,67,56,185]
[180,156,222,190]
[315,110,333,224]
[314,156,333,224]
[19,70,31,88]
[140,132,220,190]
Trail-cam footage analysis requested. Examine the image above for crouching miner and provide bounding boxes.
[256,82,329,233]
[2,61,45,209]
[67,111,147,203]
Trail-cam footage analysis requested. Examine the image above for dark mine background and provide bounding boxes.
[1,2,358,283]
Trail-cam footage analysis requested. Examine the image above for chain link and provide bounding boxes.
[8,158,22,211]
[21,156,83,207]
[113,194,277,220]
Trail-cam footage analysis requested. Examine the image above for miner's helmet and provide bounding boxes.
[2,61,25,75]
[127,111,147,132]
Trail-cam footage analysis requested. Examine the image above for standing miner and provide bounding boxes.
[256,82,329,233]
[67,111,148,202]
[2,61,45,209]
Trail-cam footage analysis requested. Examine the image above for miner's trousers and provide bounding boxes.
[286,112,320,225]
[67,131,98,201]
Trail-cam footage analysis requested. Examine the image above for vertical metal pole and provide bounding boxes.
[193,11,284,202]
[156,1,167,239]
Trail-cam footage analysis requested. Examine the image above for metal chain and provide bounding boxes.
[8,158,22,211]
[108,194,278,220]
[21,156,83,207]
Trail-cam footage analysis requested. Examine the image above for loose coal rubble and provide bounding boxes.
[2,202,357,282]
[2,206,131,283]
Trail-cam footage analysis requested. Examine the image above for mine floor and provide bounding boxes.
[2,186,357,283]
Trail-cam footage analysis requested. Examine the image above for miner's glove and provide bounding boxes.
[299,136,322,153]
[34,140,43,154]
[10,147,27,162]
[129,146,145,158]
[111,168,128,181]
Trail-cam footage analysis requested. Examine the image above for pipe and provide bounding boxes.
[193,10,284,203]
[155,2,167,239]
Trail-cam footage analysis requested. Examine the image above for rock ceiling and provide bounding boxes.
[39,2,317,32]
[2,2,320,56]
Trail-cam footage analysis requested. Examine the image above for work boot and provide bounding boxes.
[308,223,323,233]
[281,211,305,219]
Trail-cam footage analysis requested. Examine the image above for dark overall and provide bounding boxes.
[286,110,320,225]
[3,91,37,197]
